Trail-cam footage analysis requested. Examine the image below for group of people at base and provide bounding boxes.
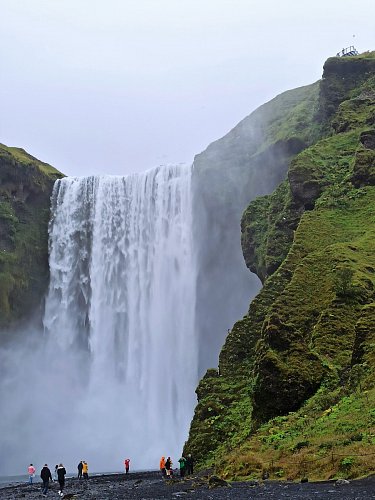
[40,463,66,496]
[27,460,89,496]
[159,454,194,478]
[77,460,89,479]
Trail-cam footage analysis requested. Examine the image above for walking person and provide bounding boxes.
[27,463,36,484]
[82,461,89,479]
[77,461,83,479]
[57,463,66,496]
[124,458,130,474]
[40,464,52,496]
[53,465,58,481]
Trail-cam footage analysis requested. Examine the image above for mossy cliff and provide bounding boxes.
[185,52,375,480]
[192,78,323,373]
[0,144,63,330]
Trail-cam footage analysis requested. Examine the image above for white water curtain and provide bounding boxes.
[42,165,197,469]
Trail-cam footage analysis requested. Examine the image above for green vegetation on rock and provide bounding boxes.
[185,52,375,481]
[0,144,63,329]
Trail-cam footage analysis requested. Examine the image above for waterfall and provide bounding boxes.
[42,165,197,469]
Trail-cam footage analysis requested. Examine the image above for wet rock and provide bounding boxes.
[208,475,229,488]
[335,478,350,485]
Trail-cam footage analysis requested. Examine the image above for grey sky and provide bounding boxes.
[1,0,374,176]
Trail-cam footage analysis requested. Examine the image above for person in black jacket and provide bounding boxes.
[40,464,52,495]
[77,460,83,479]
[185,454,194,475]
[57,463,67,496]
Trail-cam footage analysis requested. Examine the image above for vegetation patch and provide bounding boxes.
[0,143,63,329]
[186,52,375,481]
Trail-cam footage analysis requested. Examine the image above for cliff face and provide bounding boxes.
[185,52,375,480]
[0,144,63,330]
[192,80,321,373]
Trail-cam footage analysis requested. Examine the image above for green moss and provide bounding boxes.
[183,372,252,468]
[261,81,322,148]
[241,180,303,281]
[216,388,375,481]
[0,143,64,329]
[186,53,375,479]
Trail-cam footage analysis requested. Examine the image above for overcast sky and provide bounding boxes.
[1,0,374,176]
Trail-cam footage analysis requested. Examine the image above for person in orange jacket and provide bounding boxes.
[82,461,89,479]
[159,456,166,477]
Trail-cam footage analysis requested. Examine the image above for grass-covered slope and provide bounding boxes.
[0,144,63,329]
[185,52,375,480]
[192,78,323,374]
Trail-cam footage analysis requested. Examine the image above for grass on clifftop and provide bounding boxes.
[0,143,61,179]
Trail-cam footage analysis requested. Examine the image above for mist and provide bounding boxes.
[0,166,198,476]
[0,79,313,475]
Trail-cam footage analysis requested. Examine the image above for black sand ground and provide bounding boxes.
[1,471,374,499]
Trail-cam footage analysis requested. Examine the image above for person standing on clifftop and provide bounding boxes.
[27,464,35,484]
[124,458,130,474]
[40,464,52,496]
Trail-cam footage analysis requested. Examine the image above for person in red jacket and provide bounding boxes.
[124,458,130,474]
[27,464,36,484]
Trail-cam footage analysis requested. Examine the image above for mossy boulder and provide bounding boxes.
[351,131,375,187]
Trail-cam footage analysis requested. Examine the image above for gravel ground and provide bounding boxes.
[1,471,374,499]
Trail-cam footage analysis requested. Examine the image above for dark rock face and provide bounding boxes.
[351,303,375,366]
[288,170,321,208]
[0,144,63,330]
[351,148,375,187]
[252,345,326,422]
[318,55,375,122]
[360,129,375,149]
[241,182,304,283]
[351,131,375,188]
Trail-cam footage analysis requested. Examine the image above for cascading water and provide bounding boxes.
[40,165,198,470]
